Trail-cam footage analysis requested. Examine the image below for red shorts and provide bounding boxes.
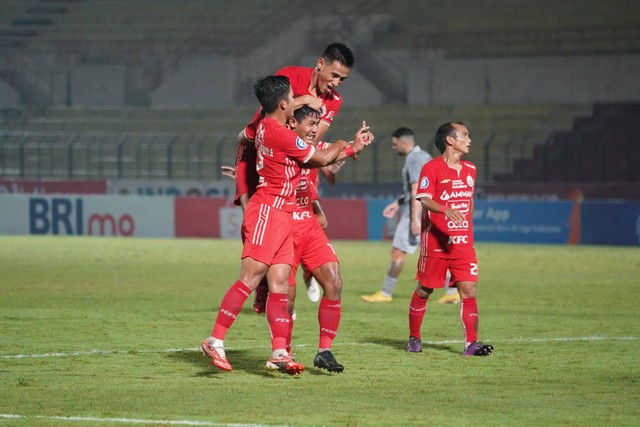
[241,202,294,266]
[288,218,339,285]
[415,256,479,288]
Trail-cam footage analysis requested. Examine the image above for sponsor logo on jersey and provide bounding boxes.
[448,235,469,244]
[296,177,309,193]
[440,190,473,201]
[292,211,313,221]
[419,177,429,189]
[440,179,451,184]
[467,175,475,187]
[452,179,467,189]
[449,201,470,215]
[296,137,308,150]
[447,220,469,230]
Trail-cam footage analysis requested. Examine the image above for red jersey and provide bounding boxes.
[234,68,343,206]
[244,67,343,141]
[294,168,319,216]
[416,156,477,258]
[249,117,315,212]
[293,142,329,220]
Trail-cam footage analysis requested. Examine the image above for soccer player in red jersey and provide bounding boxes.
[234,42,353,208]
[234,43,354,309]
[201,76,372,374]
[220,106,354,372]
[284,106,348,372]
[407,122,494,356]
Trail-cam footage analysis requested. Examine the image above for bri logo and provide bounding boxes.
[29,197,135,236]
[419,177,429,189]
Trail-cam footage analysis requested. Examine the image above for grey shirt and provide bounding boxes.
[400,145,432,218]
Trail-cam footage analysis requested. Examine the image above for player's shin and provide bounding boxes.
[318,297,341,350]
[409,291,428,338]
[266,292,290,353]
[211,280,251,339]
[460,297,479,346]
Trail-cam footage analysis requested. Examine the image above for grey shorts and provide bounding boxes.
[392,214,419,254]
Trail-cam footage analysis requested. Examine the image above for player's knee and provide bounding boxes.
[457,281,477,298]
[417,285,433,298]
[323,276,342,299]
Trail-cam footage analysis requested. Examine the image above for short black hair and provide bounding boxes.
[253,75,291,114]
[392,127,414,139]
[321,43,354,68]
[293,105,321,123]
[434,122,464,153]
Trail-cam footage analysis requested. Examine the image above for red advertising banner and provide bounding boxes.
[173,197,369,240]
[174,197,228,238]
[321,198,369,240]
[0,180,107,195]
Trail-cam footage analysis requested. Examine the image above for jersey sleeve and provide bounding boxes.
[321,96,342,126]
[274,126,315,163]
[416,161,436,200]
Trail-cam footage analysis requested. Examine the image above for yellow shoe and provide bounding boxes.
[437,292,461,304]
[361,291,392,303]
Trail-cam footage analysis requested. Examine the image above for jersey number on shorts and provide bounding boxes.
[470,263,479,276]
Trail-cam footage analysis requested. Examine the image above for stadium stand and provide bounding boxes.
[0,0,638,187]
[496,102,640,183]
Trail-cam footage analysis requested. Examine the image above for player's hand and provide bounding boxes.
[302,95,325,115]
[353,121,374,153]
[383,201,399,218]
[325,159,346,174]
[410,219,421,237]
[444,209,466,226]
[221,165,236,181]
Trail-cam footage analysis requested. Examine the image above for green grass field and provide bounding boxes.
[1,236,638,426]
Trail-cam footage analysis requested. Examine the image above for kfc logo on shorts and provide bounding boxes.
[467,175,475,187]
[296,137,308,150]
[419,177,429,189]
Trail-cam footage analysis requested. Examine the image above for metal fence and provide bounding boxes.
[0,129,552,184]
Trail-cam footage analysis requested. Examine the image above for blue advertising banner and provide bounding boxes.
[367,199,393,240]
[473,201,574,244]
[581,201,640,246]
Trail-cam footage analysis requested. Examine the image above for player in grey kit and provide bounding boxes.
[362,127,436,302]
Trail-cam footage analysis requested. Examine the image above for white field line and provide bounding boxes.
[0,414,281,427]
[0,336,636,360]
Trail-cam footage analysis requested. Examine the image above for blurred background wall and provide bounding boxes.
[1,0,639,201]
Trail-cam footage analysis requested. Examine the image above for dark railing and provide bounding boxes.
[0,129,566,185]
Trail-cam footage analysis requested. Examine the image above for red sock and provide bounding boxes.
[318,297,341,349]
[409,291,428,338]
[460,297,479,345]
[266,293,290,351]
[286,312,294,355]
[211,280,251,340]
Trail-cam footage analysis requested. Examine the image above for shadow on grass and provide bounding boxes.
[362,336,460,355]
[167,349,307,379]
